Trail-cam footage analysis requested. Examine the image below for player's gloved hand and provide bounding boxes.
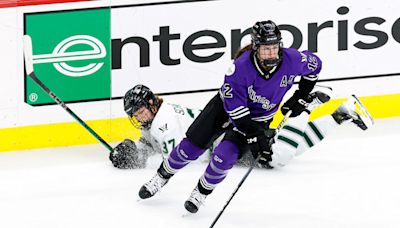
[281,90,312,117]
[110,139,146,169]
[246,131,274,165]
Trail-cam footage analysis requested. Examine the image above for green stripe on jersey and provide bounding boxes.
[303,133,314,147]
[308,122,324,140]
[283,125,314,147]
[277,135,299,148]
[283,125,304,137]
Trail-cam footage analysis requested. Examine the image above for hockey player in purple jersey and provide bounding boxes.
[137,20,374,214]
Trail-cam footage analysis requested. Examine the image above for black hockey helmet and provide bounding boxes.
[124,84,157,117]
[251,20,283,67]
[124,84,159,129]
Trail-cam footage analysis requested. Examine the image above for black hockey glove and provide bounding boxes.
[246,131,274,165]
[110,139,146,169]
[281,90,312,117]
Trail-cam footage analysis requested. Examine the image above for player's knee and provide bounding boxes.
[212,140,240,169]
[178,138,206,161]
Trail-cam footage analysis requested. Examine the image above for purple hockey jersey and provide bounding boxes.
[219,48,322,124]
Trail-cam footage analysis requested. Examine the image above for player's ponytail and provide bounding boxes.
[234,43,252,59]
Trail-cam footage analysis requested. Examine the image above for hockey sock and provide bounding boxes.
[198,140,240,194]
[161,138,206,176]
[270,112,309,167]
[296,115,338,156]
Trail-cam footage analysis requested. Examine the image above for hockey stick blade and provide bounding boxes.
[22,35,114,152]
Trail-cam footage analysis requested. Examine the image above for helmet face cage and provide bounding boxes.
[251,20,283,67]
[124,84,157,129]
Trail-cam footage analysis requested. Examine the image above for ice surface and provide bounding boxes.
[1,117,400,228]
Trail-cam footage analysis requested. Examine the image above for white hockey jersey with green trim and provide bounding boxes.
[149,102,201,158]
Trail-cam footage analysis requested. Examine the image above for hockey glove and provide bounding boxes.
[110,139,146,169]
[247,131,273,165]
[281,90,312,117]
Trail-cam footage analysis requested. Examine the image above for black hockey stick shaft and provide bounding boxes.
[23,35,113,152]
[209,162,256,228]
[209,111,291,228]
[28,72,114,152]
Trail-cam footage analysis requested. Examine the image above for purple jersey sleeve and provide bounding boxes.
[298,50,322,81]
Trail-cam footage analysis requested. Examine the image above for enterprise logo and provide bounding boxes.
[32,35,106,77]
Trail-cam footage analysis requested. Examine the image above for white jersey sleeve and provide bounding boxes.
[136,129,161,156]
[150,103,201,158]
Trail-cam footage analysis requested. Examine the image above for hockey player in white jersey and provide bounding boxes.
[109,84,211,169]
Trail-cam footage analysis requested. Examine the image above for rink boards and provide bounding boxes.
[0,0,399,151]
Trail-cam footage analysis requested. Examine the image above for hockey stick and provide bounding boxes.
[23,35,113,152]
[209,111,292,228]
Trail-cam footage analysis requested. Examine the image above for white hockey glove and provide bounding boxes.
[109,139,146,169]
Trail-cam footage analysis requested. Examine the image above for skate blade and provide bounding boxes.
[182,212,190,218]
[351,95,374,127]
[181,209,197,218]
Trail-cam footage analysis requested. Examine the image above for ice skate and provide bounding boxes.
[332,95,374,130]
[138,173,169,199]
[184,186,207,213]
